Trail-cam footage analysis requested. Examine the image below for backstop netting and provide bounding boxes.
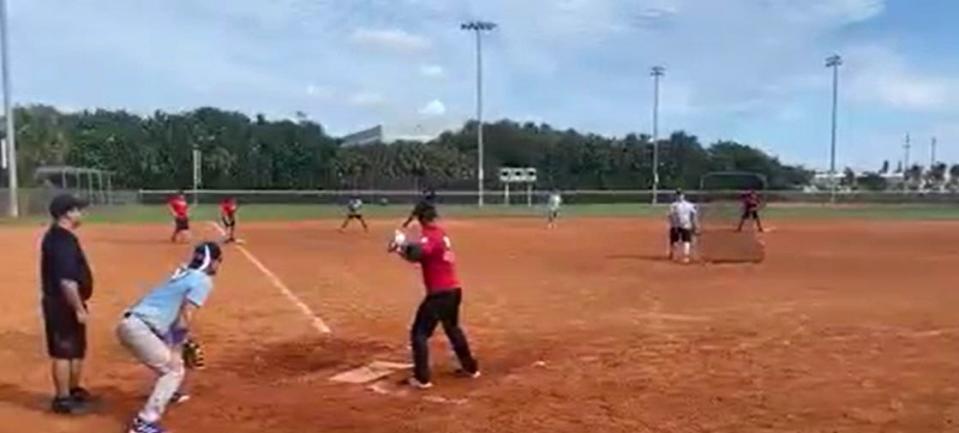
[696,172,767,263]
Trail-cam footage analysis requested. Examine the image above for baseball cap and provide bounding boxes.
[49,194,88,219]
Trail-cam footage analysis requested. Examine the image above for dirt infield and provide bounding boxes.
[0,217,957,432]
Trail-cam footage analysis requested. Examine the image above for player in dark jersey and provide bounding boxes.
[736,189,764,232]
[220,197,238,243]
[339,196,369,232]
[402,188,437,229]
[388,205,479,389]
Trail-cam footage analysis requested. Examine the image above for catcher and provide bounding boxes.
[116,242,221,433]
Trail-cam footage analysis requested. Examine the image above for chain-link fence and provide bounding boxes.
[132,189,959,207]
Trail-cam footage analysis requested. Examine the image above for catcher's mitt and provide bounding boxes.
[182,339,206,370]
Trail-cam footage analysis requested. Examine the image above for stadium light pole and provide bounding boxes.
[826,54,842,204]
[650,66,665,204]
[461,20,496,207]
[1,0,18,217]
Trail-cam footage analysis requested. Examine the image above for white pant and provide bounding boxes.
[116,316,184,423]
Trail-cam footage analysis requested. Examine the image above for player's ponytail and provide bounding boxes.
[169,242,224,279]
[187,242,222,270]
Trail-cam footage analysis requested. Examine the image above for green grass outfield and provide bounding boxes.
[3,203,959,225]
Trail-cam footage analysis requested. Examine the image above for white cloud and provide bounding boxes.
[813,0,885,23]
[21,0,959,171]
[418,99,446,116]
[350,28,431,52]
[873,79,950,110]
[420,64,445,78]
[348,91,385,107]
[844,45,958,111]
[305,84,332,98]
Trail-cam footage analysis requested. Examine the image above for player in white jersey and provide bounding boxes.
[667,190,698,263]
[547,190,562,229]
[340,196,369,232]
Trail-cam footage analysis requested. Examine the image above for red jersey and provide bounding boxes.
[220,199,237,217]
[742,192,760,210]
[169,196,189,219]
[415,223,460,294]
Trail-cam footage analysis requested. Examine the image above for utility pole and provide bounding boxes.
[904,133,911,170]
[930,137,937,168]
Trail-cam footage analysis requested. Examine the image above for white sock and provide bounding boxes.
[683,242,691,257]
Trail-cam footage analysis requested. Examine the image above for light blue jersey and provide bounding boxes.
[129,268,213,334]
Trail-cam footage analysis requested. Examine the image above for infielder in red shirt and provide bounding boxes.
[736,189,764,232]
[168,191,191,243]
[388,205,479,389]
[220,197,238,243]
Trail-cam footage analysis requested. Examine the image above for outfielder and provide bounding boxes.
[546,189,562,229]
[219,197,239,243]
[168,191,190,244]
[340,196,369,232]
[117,242,221,433]
[388,205,479,389]
[667,190,698,263]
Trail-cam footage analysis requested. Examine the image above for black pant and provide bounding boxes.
[410,289,477,383]
[42,298,86,360]
[738,209,763,231]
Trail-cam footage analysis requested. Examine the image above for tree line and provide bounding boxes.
[6,105,813,191]
[845,161,959,192]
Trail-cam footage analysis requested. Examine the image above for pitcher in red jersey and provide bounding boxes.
[389,205,479,389]
[736,189,764,232]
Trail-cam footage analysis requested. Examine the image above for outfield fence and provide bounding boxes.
[134,189,959,206]
[4,187,959,217]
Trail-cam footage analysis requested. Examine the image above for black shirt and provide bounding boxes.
[41,225,93,303]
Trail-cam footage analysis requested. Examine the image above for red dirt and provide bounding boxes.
[0,217,957,432]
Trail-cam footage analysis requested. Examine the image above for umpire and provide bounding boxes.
[41,194,95,414]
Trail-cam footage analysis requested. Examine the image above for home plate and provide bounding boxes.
[329,361,412,384]
[367,381,408,396]
[423,395,469,405]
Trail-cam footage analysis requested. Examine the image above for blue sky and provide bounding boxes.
[9,0,959,170]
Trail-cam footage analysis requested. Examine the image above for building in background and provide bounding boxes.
[340,124,437,147]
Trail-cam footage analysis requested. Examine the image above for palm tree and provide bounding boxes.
[949,164,959,191]
[905,165,923,190]
[926,163,947,191]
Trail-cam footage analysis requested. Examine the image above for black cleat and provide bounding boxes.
[51,396,90,415]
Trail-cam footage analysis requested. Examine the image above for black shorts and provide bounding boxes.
[669,227,693,244]
[346,213,364,220]
[174,217,190,231]
[222,216,236,228]
[742,209,760,220]
[42,299,86,360]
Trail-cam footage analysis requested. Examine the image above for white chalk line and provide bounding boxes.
[208,222,332,334]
